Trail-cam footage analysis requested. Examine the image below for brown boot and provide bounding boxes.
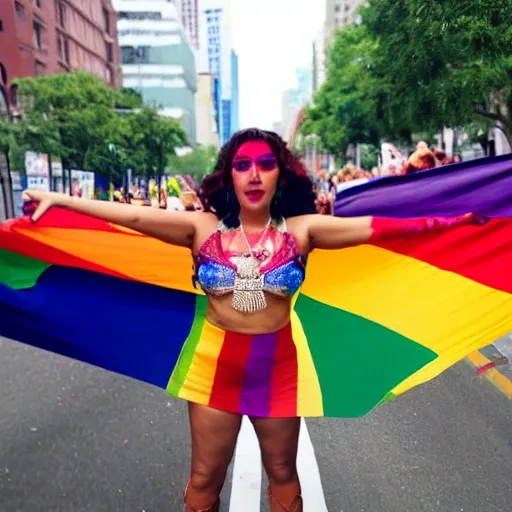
[184,483,220,512]
[268,487,303,512]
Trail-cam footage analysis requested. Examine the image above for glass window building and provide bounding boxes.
[113,0,197,144]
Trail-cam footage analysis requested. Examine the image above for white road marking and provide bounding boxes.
[229,417,262,512]
[229,418,328,511]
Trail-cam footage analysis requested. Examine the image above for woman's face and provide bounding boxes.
[231,140,280,215]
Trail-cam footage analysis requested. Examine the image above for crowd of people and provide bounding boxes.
[104,141,460,218]
[110,175,203,212]
[314,142,461,215]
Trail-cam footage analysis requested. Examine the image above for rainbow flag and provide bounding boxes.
[1,155,511,417]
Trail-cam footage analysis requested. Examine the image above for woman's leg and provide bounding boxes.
[186,402,242,511]
[250,416,302,511]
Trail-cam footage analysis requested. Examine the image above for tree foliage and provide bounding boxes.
[301,24,405,159]
[0,113,14,156]
[169,145,218,182]
[115,88,144,110]
[0,113,30,170]
[13,72,188,185]
[84,108,188,183]
[14,71,117,170]
[302,0,512,153]
[364,0,512,140]
[123,107,188,178]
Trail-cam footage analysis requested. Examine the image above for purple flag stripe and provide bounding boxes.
[239,331,278,416]
[334,153,512,219]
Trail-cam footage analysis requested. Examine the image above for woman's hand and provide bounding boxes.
[22,190,69,222]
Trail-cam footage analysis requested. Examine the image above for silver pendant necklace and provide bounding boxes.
[231,218,271,313]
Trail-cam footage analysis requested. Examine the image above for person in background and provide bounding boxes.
[433,148,449,166]
[403,148,437,174]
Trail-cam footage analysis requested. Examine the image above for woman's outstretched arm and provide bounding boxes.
[22,190,207,247]
[303,213,480,250]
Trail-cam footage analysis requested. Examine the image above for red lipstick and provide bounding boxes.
[245,190,265,203]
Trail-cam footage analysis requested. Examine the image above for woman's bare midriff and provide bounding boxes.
[205,293,292,334]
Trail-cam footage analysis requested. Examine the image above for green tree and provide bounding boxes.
[122,107,188,197]
[300,24,400,160]
[115,88,143,110]
[0,112,14,159]
[169,145,218,182]
[14,71,118,185]
[0,113,29,173]
[83,116,129,184]
[363,0,512,142]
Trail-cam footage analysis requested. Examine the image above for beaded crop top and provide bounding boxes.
[193,218,306,300]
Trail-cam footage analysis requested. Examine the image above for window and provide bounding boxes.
[57,33,69,63]
[117,11,162,21]
[56,2,65,27]
[33,19,43,49]
[0,20,3,32]
[106,42,113,63]
[63,37,69,63]
[35,60,46,77]
[103,8,110,35]
[121,46,150,64]
[15,1,26,21]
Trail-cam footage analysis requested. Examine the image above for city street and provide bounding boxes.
[1,336,511,512]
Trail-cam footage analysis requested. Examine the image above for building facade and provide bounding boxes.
[114,0,197,144]
[199,0,235,145]
[0,0,120,110]
[176,0,199,49]
[200,6,223,141]
[296,67,312,105]
[312,28,326,93]
[230,49,239,135]
[324,0,364,45]
[195,72,220,147]
[280,67,312,142]
[281,89,300,143]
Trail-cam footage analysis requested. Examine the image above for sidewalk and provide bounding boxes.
[467,334,512,399]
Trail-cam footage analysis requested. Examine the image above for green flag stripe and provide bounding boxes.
[295,293,437,417]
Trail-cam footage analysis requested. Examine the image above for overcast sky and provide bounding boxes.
[229,0,325,129]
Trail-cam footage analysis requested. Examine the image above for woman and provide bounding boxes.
[23,129,476,512]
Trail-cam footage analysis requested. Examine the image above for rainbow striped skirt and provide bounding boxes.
[167,309,299,417]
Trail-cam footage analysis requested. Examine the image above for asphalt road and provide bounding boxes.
[0,336,511,512]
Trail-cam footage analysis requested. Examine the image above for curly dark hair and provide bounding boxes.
[198,128,317,227]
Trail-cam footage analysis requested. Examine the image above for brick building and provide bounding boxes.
[0,0,121,111]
